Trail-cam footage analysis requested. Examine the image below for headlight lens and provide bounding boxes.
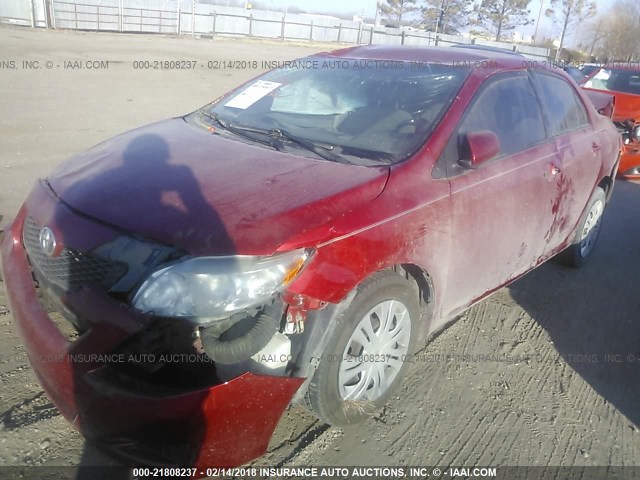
[132,249,310,323]
[633,125,640,142]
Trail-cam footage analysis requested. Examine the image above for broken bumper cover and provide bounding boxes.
[0,208,304,469]
[619,145,640,179]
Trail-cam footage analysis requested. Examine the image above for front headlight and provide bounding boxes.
[633,125,640,142]
[132,249,310,324]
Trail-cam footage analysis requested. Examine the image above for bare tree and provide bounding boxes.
[422,0,471,35]
[584,18,603,57]
[548,0,596,62]
[378,0,420,23]
[593,0,640,62]
[473,0,534,42]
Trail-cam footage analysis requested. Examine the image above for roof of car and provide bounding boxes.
[323,45,528,70]
[601,63,640,71]
[452,44,524,57]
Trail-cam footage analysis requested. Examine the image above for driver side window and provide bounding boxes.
[437,73,547,178]
[459,75,546,157]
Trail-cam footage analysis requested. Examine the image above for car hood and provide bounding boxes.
[47,118,389,255]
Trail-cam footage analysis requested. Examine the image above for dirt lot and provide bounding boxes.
[1,26,640,476]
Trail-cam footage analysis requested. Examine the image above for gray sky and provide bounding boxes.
[526,0,615,43]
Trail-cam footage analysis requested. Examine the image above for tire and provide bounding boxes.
[306,270,420,426]
[556,186,606,268]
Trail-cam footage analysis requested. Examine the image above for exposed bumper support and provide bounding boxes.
[0,211,304,470]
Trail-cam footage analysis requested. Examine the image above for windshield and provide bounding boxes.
[583,68,640,96]
[199,58,470,165]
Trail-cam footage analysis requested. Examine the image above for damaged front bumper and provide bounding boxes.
[0,205,304,469]
[619,144,640,179]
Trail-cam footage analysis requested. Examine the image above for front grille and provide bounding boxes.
[23,216,127,292]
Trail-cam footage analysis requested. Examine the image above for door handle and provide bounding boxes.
[592,142,601,151]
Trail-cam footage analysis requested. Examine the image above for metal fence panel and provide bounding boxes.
[475,37,515,50]
[370,28,403,46]
[122,0,177,33]
[304,15,339,43]
[53,0,119,31]
[213,15,249,36]
[436,32,471,47]
[249,10,283,39]
[2,0,551,60]
[283,13,312,41]
[0,0,33,26]
[192,2,215,35]
[336,21,360,44]
[404,32,434,47]
[516,43,551,59]
[33,0,48,27]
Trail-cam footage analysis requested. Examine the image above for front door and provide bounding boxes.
[440,72,559,316]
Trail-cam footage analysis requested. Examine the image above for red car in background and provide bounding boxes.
[582,64,640,178]
[0,46,621,470]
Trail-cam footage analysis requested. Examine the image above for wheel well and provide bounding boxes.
[598,176,613,201]
[394,264,435,342]
[393,264,433,308]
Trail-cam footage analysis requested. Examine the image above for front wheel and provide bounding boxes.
[556,186,606,267]
[305,270,420,426]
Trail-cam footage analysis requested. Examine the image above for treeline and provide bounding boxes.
[378,0,596,49]
[582,0,640,62]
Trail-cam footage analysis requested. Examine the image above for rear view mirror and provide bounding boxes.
[459,131,501,169]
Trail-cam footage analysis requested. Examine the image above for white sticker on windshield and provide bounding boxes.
[224,80,282,109]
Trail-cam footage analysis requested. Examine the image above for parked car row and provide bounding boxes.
[580,65,640,178]
[0,45,623,471]
[562,61,640,178]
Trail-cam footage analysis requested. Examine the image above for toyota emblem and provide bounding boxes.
[38,227,57,257]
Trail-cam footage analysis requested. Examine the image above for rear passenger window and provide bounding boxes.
[534,73,590,136]
[458,75,546,157]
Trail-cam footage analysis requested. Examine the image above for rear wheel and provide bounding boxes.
[556,186,606,267]
[306,270,420,426]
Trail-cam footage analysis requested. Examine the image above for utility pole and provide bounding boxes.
[554,0,572,63]
[533,0,545,42]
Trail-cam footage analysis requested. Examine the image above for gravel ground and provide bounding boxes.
[1,26,639,478]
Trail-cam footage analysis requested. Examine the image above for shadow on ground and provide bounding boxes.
[510,179,640,427]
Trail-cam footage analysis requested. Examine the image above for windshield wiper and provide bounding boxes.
[200,111,284,151]
[268,128,347,163]
[341,146,398,163]
[201,112,349,163]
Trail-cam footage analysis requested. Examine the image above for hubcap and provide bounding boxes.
[338,299,411,402]
[579,199,604,258]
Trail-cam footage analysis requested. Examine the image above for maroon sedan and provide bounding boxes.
[0,46,620,468]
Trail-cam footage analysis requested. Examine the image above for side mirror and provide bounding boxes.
[458,131,501,169]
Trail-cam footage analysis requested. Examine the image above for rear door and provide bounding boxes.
[532,71,602,247]
[439,72,559,316]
